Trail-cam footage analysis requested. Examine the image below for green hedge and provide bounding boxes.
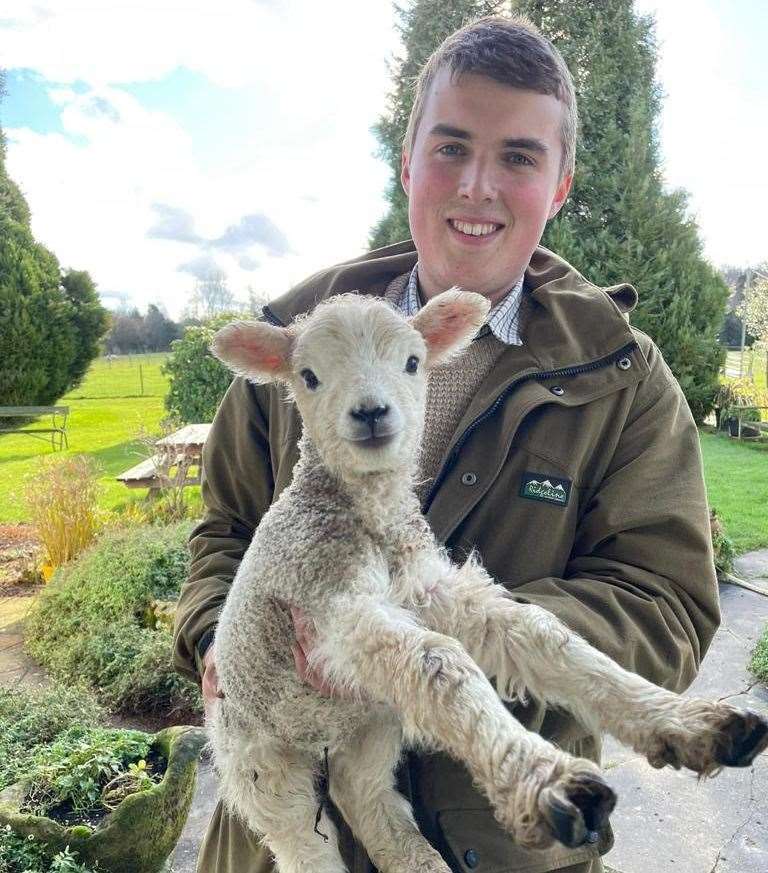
[25,523,201,719]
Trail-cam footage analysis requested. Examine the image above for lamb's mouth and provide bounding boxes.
[346,434,397,450]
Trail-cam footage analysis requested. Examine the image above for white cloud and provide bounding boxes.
[3,0,398,318]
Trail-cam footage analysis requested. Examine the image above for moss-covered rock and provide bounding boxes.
[0,726,206,873]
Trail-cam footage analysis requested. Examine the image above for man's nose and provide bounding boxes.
[457,157,496,202]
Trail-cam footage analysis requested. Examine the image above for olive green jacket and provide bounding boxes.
[173,241,719,873]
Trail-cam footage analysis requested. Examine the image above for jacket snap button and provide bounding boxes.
[550,385,565,396]
[617,356,632,371]
[464,848,479,868]
[461,472,478,486]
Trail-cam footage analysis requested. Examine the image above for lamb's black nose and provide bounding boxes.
[350,404,390,431]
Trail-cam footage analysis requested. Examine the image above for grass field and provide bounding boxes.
[700,428,768,553]
[0,354,195,523]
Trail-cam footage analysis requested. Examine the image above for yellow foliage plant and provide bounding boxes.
[24,455,102,578]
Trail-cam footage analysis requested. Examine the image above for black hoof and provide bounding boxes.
[541,773,617,849]
[717,709,768,767]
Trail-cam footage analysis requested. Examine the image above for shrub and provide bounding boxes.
[25,523,201,718]
[163,314,238,424]
[24,456,102,573]
[0,684,105,792]
[714,378,768,428]
[750,626,768,685]
[709,509,736,578]
[20,727,154,817]
[0,827,99,873]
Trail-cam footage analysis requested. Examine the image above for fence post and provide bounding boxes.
[139,364,144,396]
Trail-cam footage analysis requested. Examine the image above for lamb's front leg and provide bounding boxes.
[425,559,768,776]
[315,597,616,851]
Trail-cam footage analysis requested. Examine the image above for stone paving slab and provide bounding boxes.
[603,582,768,873]
[734,548,768,595]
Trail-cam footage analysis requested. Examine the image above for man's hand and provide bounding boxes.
[290,606,340,697]
[202,646,224,718]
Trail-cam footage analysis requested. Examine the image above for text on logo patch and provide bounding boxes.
[519,472,572,507]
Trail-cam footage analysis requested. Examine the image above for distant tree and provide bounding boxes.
[143,303,180,351]
[741,271,768,387]
[187,269,235,319]
[104,310,145,354]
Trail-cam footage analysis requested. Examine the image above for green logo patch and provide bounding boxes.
[519,472,571,507]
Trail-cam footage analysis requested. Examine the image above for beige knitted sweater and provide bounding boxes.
[384,273,507,502]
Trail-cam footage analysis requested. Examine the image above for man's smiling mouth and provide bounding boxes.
[448,218,504,237]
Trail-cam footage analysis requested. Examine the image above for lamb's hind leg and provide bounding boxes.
[214,727,348,873]
[315,598,616,852]
[426,559,768,777]
[329,711,451,873]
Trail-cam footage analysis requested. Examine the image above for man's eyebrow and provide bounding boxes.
[428,124,548,154]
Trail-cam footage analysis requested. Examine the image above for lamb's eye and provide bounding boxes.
[300,368,319,390]
[405,355,419,374]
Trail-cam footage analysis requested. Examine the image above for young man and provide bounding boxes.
[173,16,719,873]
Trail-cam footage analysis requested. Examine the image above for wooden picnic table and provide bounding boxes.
[116,423,212,492]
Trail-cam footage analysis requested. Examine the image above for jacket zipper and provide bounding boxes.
[422,339,639,512]
[262,305,283,326]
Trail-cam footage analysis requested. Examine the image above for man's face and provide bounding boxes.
[401,68,572,304]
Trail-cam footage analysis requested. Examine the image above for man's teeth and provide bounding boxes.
[450,219,500,236]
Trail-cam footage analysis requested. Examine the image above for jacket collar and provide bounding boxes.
[264,239,639,373]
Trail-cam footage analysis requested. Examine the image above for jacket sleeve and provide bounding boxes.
[172,376,275,683]
[511,343,720,694]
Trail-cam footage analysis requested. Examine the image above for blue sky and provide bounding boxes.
[2,0,767,317]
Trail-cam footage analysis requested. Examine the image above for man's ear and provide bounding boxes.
[548,171,572,220]
[410,288,490,367]
[400,148,411,196]
[211,320,294,382]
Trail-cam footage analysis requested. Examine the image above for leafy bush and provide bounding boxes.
[750,625,768,685]
[0,685,105,792]
[24,456,102,573]
[709,509,736,578]
[163,314,238,424]
[714,378,768,428]
[21,727,153,817]
[25,523,201,718]
[0,827,99,873]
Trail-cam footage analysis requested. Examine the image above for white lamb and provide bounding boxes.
[209,289,768,873]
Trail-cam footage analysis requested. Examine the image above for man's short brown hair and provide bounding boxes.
[404,15,578,177]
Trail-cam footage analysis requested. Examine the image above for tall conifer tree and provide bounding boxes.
[0,72,109,406]
[371,0,727,421]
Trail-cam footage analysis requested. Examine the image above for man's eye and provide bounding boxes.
[504,152,534,166]
[300,368,320,390]
[438,143,465,157]
[405,355,419,374]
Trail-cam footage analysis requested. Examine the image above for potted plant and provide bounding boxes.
[0,725,206,873]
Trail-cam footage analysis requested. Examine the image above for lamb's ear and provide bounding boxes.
[410,288,491,367]
[210,320,294,382]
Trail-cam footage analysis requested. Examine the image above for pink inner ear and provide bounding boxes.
[262,354,283,371]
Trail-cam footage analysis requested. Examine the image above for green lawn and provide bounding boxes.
[0,354,196,523]
[700,428,768,553]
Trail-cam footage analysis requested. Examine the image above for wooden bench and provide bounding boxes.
[736,406,768,439]
[117,424,211,493]
[0,406,69,451]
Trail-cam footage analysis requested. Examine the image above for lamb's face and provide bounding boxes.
[210,288,490,478]
[290,299,428,475]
